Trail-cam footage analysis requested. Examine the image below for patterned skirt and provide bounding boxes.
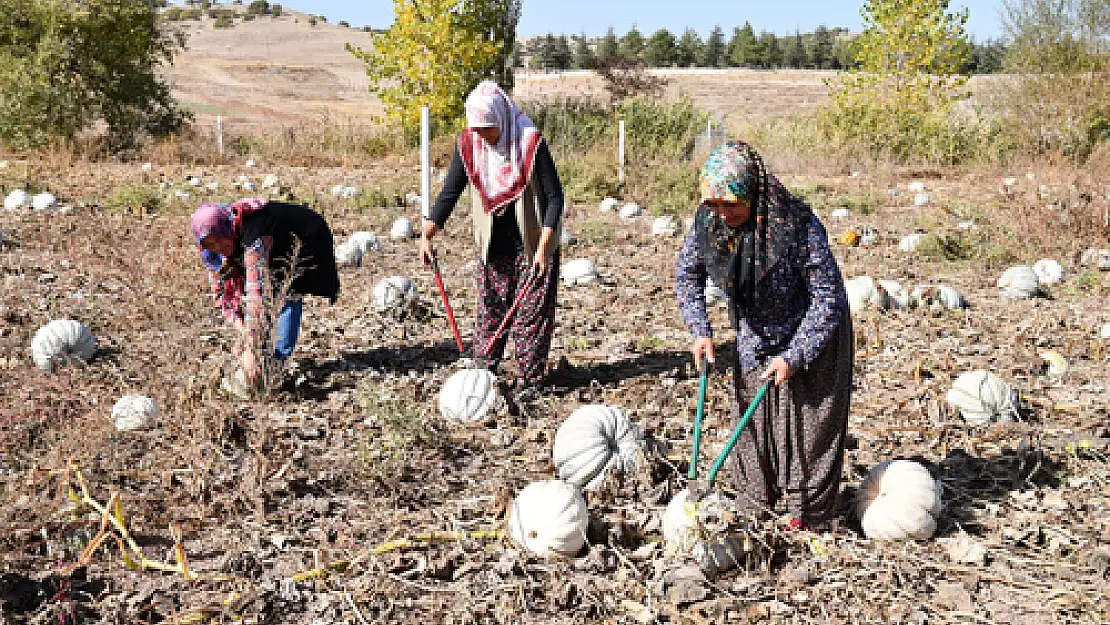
[725,317,853,527]
[474,250,560,387]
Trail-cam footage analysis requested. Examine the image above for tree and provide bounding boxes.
[785,31,808,68]
[702,25,726,67]
[271,3,282,17]
[644,28,678,67]
[459,0,522,91]
[676,28,703,67]
[552,35,573,70]
[727,22,758,67]
[810,25,836,69]
[620,25,646,61]
[822,0,972,161]
[0,0,189,150]
[347,0,507,133]
[247,0,270,15]
[572,34,595,69]
[758,32,782,68]
[833,34,858,69]
[532,34,557,69]
[597,26,619,64]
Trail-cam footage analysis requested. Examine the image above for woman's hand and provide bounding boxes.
[691,337,715,370]
[420,220,439,267]
[761,357,794,386]
[242,347,261,384]
[531,227,555,276]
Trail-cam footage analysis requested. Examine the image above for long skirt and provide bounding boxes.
[726,317,853,527]
[474,249,559,387]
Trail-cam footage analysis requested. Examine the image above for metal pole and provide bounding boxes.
[420,106,430,219]
[618,119,625,184]
[217,115,224,156]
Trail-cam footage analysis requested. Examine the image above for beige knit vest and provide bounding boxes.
[469,172,562,263]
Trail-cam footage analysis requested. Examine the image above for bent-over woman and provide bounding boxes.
[421,81,564,401]
[191,199,339,384]
[675,141,853,529]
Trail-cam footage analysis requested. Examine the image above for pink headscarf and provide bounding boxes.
[190,198,268,267]
[459,81,541,216]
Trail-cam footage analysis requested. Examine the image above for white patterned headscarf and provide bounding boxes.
[460,81,542,216]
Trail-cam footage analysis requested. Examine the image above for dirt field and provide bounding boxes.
[1,147,1108,623]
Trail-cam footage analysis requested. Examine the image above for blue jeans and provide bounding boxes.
[273,298,303,360]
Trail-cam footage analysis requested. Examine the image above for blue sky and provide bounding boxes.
[274,1,1007,41]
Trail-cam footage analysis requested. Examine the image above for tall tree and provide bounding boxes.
[810,25,836,69]
[348,0,506,130]
[644,28,678,67]
[758,32,782,68]
[532,34,557,69]
[572,33,595,69]
[620,25,646,61]
[552,34,573,70]
[702,25,726,67]
[785,30,808,68]
[676,28,703,67]
[727,22,758,67]
[597,26,619,64]
[462,0,523,91]
[0,0,188,149]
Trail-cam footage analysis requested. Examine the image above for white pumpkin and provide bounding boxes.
[438,368,504,424]
[935,285,965,310]
[507,480,588,558]
[899,233,926,253]
[859,226,878,247]
[907,181,926,193]
[844,276,890,314]
[704,279,727,306]
[913,193,930,207]
[619,202,642,218]
[111,395,159,432]
[599,197,619,212]
[562,259,598,286]
[651,216,677,236]
[552,405,643,489]
[245,158,257,168]
[240,181,258,192]
[261,174,280,189]
[997,266,1040,299]
[329,184,345,197]
[1040,351,1068,377]
[348,231,380,254]
[1032,259,1064,285]
[1101,323,1110,340]
[371,275,418,313]
[946,370,1019,425]
[32,193,57,211]
[342,186,361,199]
[4,189,30,211]
[662,488,745,576]
[830,208,851,218]
[878,280,910,309]
[856,460,942,540]
[390,217,414,240]
[30,319,97,372]
[334,242,363,268]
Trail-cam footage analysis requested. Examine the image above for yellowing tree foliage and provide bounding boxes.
[347,0,520,134]
[821,0,972,163]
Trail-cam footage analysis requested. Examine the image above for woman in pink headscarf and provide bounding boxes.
[191,199,339,386]
[420,81,564,402]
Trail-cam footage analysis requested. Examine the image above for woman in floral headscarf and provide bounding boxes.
[675,141,853,530]
[191,199,339,385]
[421,81,564,401]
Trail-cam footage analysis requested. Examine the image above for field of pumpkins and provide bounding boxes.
[0,160,1108,624]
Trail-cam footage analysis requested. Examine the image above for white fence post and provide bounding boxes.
[618,119,625,184]
[420,106,431,220]
[217,115,224,156]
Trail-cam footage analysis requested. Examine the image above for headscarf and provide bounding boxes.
[458,81,542,216]
[190,197,268,278]
[694,141,811,316]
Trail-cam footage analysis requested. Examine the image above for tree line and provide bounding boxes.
[517,24,1006,74]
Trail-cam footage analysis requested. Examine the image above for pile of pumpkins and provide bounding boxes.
[844,276,965,314]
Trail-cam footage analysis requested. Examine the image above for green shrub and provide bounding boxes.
[916,233,976,261]
[105,185,162,215]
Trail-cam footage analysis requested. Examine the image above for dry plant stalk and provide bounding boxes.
[62,460,197,581]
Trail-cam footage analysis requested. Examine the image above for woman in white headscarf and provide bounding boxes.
[421,81,564,401]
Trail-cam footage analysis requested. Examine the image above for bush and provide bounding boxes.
[105,185,162,216]
[214,15,235,28]
[917,233,976,261]
[270,4,282,17]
